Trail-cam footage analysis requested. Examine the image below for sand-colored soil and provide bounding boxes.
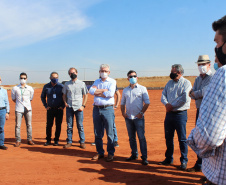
[0,89,203,185]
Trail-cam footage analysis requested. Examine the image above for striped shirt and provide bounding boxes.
[161,76,192,111]
[187,65,226,185]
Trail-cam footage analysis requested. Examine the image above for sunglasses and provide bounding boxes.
[20,78,27,80]
[129,75,137,78]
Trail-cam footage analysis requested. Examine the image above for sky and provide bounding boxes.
[0,0,226,85]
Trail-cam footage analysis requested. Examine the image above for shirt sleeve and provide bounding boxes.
[4,90,10,113]
[187,68,226,158]
[142,87,150,104]
[120,89,126,105]
[103,80,116,98]
[30,87,34,101]
[41,85,47,108]
[171,80,192,108]
[11,87,16,101]
[89,80,98,95]
[161,83,169,105]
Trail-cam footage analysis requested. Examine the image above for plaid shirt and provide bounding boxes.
[187,66,226,185]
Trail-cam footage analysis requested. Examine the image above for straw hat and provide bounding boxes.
[196,55,211,64]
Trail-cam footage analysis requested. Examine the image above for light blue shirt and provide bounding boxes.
[0,87,9,113]
[187,66,226,185]
[121,84,150,120]
[161,76,192,111]
[89,77,116,106]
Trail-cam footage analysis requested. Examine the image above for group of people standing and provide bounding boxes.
[0,15,225,185]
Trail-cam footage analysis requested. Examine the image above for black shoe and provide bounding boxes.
[142,159,149,165]
[114,141,119,147]
[187,166,201,172]
[179,163,187,171]
[53,141,59,146]
[158,159,173,166]
[126,155,138,161]
[0,145,8,150]
[44,141,51,146]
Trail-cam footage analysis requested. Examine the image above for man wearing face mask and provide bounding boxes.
[121,70,150,165]
[62,67,88,149]
[11,72,34,147]
[187,15,226,185]
[41,72,65,146]
[89,64,116,162]
[187,55,213,172]
[0,76,10,150]
[159,64,192,171]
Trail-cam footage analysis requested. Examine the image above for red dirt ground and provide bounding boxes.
[0,89,203,185]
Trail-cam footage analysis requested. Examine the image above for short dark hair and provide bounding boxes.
[50,72,58,78]
[212,15,226,41]
[127,70,137,77]
[20,72,27,78]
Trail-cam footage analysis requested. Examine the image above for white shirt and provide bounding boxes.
[11,84,34,112]
[89,77,116,106]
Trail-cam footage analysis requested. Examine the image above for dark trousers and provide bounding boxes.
[164,110,188,164]
[46,108,63,142]
[194,109,202,169]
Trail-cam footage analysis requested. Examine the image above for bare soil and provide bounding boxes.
[0,89,203,185]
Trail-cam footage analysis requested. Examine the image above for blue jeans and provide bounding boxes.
[113,114,118,142]
[164,111,188,164]
[125,117,147,159]
[0,109,6,146]
[66,107,85,144]
[15,110,32,142]
[93,106,115,156]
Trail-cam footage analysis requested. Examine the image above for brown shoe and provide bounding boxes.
[63,143,72,149]
[14,142,21,147]
[27,140,35,145]
[106,154,114,162]
[80,143,86,149]
[92,154,104,160]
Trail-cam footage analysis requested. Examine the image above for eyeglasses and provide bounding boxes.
[129,75,137,78]
[20,78,27,80]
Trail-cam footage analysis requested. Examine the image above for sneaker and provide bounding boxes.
[126,155,138,161]
[114,141,119,147]
[91,142,96,146]
[53,141,59,146]
[142,159,149,165]
[179,163,187,171]
[44,141,51,146]
[158,159,173,166]
[63,143,72,149]
[80,143,86,149]
[106,154,114,162]
[92,154,104,160]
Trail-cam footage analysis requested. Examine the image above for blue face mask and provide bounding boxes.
[51,78,58,84]
[214,63,219,71]
[129,77,137,84]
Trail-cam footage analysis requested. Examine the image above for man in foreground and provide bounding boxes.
[187,15,226,185]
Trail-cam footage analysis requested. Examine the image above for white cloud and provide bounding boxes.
[0,0,99,49]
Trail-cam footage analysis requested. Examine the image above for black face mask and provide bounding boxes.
[170,72,178,80]
[215,41,226,66]
[70,73,77,79]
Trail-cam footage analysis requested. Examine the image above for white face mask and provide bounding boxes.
[100,72,108,79]
[20,79,26,85]
[198,65,208,74]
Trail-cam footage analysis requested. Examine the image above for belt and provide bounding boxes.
[50,107,60,109]
[0,107,6,110]
[94,105,113,108]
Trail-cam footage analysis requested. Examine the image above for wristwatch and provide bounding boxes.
[82,105,86,108]
[140,112,144,115]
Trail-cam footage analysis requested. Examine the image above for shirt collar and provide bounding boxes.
[18,84,27,88]
[129,83,138,88]
[100,77,110,82]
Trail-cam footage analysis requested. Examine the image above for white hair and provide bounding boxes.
[99,64,110,70]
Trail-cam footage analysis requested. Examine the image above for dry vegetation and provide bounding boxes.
[3,76,197,90]
[116,76,196,88]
